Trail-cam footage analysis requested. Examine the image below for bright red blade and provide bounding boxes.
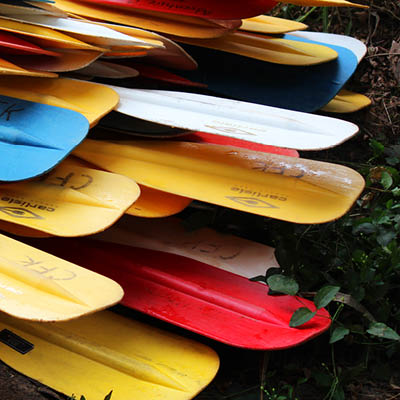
[33,238,331,350]
[78,0,277,20]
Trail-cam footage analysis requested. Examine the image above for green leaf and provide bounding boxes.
[104,391,113,400]
[314,286,340,309]
[329,326,350,344]
[392,187,400,196]
[352,222,377,235]
[377,230,397,247]
[289,307,316,327]
[267,274,299,295]
[381,171,393,189]
[367,322,400,341]
[369,139,384,157]
[80,396,86,400]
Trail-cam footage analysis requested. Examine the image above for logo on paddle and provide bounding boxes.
[226,197,278,208]
[0,207,43,219]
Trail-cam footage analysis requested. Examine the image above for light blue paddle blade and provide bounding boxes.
[179,38,358,112]
[0,94,89,182]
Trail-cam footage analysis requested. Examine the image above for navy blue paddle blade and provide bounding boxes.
[0,94,89,182]
[179,38,358,112]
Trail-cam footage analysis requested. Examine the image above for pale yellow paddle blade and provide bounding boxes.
[0,310,219,400]
[0,162,140,236]
[0,234,123,321]
[73,140,365,224]
[176,32,338,66]
[284,0,368,7]
[0,17,105,50]
[53,0,240,39]
[0,76,119,127]
[241,15,308,34]
[128,185,192,218]
[0,57,57,77]
[320,89,371,113]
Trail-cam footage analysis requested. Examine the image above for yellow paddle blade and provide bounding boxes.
[0,162,140,236]
[0,310,219,400]
[0,17,105,50]
[241,15,308,34]
[128,185,192,218]
[283,0,368,7]
[0,234,123,321]
[176,32,338,66]
[320,89,371,113]
[0,57,57,77]
[73,140,365,224]
[53,0,240,39]
[0,76,119,126]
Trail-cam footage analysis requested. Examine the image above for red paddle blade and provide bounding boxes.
[179,131,300,157]
[78,0,277,20]
[0,31,59,56]
[33,238,331,350]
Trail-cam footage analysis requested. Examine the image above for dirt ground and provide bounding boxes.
[0,0,399,399]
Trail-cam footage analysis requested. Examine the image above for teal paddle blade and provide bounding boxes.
[0,94,89,182]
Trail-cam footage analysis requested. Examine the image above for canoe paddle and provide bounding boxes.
[53,0,241,39]
[0,94,89,182]
[0,233,123,321]
[103,86,359,150]
[0,56,57,77]
[31,237,331,349]
[0,76,119,127]
[0,310,220,400]
[240,15,308,34]
[0,161,140,235]
[73,139,365,224]
[320,89,371,113]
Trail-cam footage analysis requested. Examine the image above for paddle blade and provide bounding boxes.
[320,89,371,113]
[0,94,89,182]
[0,76,119,127]
[0,161,140,236]
[240,15,308,34]
[73,140,365,224]
[32,238,331,349]
[0,310,219,399]
[283,0,367,7]
[0,234,123,321]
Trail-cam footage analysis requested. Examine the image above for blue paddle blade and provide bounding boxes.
[0,94,89,182]
[179,37,358,112]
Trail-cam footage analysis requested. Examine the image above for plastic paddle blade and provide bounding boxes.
[93,215,279,278]
[0,94,89,182]
[73,140,365,224]
[76,60,139,79]
[0,56,57,77]
[0,161,140,236]
[320,89,371,113]
[176,32,338,66]
[76,0,276,19]
[108,87,359,150]
[0,234,123,321]
[33,239,331,349]
[181,131,299,157]
[180,35,358,112]
[53,0,241,38]
[284,0,367,7]
[0,220,51,237]
[0,76,119,127]
[127,185,192,217]
[0,310,219,400]
[240,15,307,34]
[0,30,59,56]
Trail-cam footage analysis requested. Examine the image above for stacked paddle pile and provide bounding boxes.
[0,0,369,399]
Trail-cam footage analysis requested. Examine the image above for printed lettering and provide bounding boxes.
[47,172,94,190]
[0,101,24,121]
[19,256,77,280]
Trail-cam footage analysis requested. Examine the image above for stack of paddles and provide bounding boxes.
[0,0,368,399]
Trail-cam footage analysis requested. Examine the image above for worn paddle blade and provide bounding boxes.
[75,0,276,19]
[176,32,338,66]
[106,86,359,151]
[0,161,140,235]
[53,0,240,38]
[180,33,358,112]
[94,215,279,278]
[0,234,123,321]
[284,0,367,8]
[0,94,89,182]
[73,140,365,224]
[76,60,139,78]
[320,89,371,113]
[0,76,119,127]
[32,238,331,349]
[0,56,57,77]
[0,310,219,399]
[240,15,307,34]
